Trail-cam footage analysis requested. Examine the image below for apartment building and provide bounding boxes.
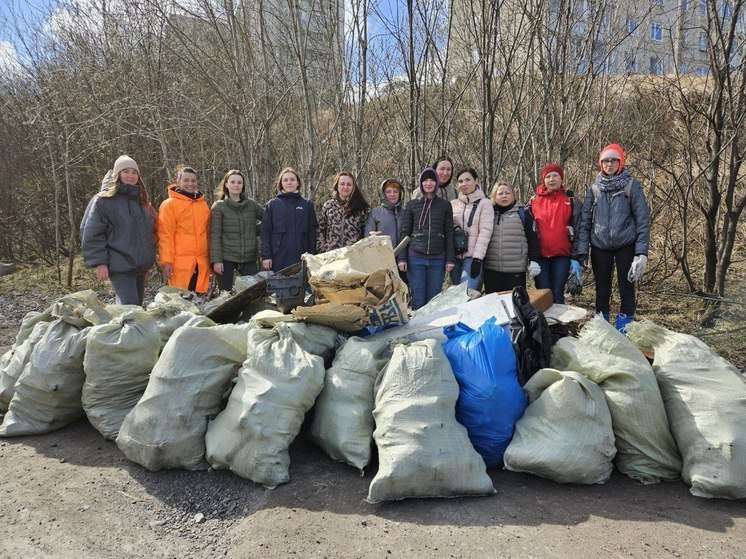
[450,0,739,76]
[241,0,345,88]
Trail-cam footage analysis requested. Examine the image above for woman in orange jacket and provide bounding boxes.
[158,165,211,293]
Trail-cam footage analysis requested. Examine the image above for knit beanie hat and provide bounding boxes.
[599,144,625,171]
[418,167,439,192]
[113,155,140,177]
[540,163,564,183]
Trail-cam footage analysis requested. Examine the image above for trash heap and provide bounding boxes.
[1,238,744,502]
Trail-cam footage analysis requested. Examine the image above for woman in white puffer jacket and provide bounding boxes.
[450,167,494,290]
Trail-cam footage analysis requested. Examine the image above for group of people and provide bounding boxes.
[80,143,650,332]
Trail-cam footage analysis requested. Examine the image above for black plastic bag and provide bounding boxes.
[508,286,553,386]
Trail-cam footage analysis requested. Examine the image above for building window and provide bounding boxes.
[652,0,664,5]
[723,2,732,19]
[682,0,689,10]
[626,55,638,72]
[651,22,663,40]
[700,31,708,51]
[650,56,664,75]
[627,17,638,34]
[700,0,706,15]
[697,66,709,76]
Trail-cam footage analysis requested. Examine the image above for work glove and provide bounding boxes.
[627,254,648,282]
[528,260,541,278]
[570,259,583,280]
[566,272,583,296]
[470,258,482,278]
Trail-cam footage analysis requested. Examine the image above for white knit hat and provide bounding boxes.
[599,147,623,162]
[112,155,139,177]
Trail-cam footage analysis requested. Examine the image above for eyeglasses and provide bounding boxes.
[601,158,620,164]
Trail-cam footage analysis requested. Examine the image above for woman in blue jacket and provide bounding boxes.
[260,167,317,273]
[81,155,156,306]
[576,144,650,332]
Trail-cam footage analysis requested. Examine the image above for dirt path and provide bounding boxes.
[1,418,744,559]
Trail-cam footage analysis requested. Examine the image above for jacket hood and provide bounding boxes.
[277,190,302,199]
[119,183,141,200]
[457,186,486,204]
[379,178,404,208]
[418,168,439,196]
[167,184,204,200]
[535,184,566,197]
[224,196,249,209]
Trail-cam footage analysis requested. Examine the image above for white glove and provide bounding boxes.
[528,260,541,278]
[627,254,648,282]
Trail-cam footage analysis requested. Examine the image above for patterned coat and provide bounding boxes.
[316,195,368,253]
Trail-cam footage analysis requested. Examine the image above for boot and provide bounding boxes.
[615,313,634,334]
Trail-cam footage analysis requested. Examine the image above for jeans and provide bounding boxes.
[218,261,259,291]
[483,269,526,294]
[408,256,446,310]
[591,244,636,316]
[534,256,571,304]
[109,272,147,306]
[449,257,482,291]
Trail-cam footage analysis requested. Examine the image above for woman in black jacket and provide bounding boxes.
[397,168,455,310]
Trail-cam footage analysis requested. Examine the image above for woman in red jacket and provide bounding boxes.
[528,163,579,304]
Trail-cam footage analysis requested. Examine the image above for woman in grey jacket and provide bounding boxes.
[576,144,651,332]
[365,178,405,246]
[81,155,156,306]
[210,169,264,291]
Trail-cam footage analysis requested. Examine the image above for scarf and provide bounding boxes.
[595,168,631,192]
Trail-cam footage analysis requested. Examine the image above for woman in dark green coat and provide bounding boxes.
[210,169,263,291]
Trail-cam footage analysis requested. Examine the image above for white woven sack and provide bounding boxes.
[144,303,199,347]
[0,319,90,436]
[116,318,251,471]
[83,310,162,440]
[205,322,336,488]
[551,316,681,484]
[0,321,51,413]
[503,368,616,484]
[628,321,746,500]
[309,336,390,471]
[366,339,495,503]
[14,307,54,346]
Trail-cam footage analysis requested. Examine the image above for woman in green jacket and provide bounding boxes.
[210,169,264,291]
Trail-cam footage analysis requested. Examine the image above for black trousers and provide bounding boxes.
[218,261,259,291]
[483,269,526,294]
[591,243,636,316]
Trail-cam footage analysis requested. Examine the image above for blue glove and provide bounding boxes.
[570,259,583,279]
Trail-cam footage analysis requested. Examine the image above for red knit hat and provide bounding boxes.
[599,143,625,172]
[541,163,564,183]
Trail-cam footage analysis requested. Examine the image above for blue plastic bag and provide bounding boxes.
[443,317,528,468]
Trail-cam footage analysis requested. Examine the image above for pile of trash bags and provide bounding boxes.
[1,253,744,503]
